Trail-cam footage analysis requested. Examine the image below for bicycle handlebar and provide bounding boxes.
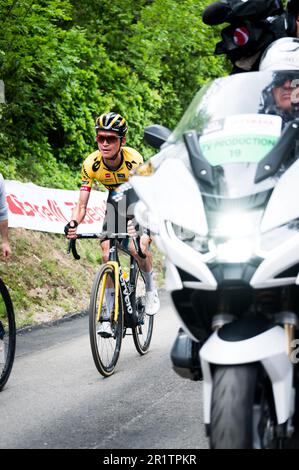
[67,232,146,260]
[67,239,81,260]
[132,237,147,259]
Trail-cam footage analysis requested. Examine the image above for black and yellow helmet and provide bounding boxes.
[95,112,128,137]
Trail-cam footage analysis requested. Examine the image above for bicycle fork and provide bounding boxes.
[97,261,120,324]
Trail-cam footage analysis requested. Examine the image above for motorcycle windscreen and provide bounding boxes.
[169,71,299,143]
[168,70,299,199]
[199,113,282,166]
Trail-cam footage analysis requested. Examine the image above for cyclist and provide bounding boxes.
[0,174,11,260]
[65,112,160,336]
[202,0,299,73]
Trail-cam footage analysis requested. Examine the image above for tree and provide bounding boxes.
[0,0,229,187]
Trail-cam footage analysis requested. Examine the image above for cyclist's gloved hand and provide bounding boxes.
[64,220,78,238]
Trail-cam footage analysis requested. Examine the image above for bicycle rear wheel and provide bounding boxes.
[0,279,16,391]
[132,269,154,355]
[89,264,123,377]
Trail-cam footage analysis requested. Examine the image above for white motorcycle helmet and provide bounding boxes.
[259,37,299,71]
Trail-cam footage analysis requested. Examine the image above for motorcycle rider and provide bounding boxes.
[259,72,299,126]
[258,38,299,127]
[171,10,299,382]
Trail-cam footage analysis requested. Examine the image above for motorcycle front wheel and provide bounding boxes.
[210,364,281,449]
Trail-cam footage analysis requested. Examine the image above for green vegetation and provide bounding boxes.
[0,0,228,188]
[0,1,228,326]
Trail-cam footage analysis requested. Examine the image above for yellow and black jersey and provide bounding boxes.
[80,147,143,192]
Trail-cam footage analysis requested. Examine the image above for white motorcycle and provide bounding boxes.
[129,70,299,448]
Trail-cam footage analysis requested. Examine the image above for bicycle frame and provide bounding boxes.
[68,232,142,328]
[107,237,139,329]
[68,231,154,376]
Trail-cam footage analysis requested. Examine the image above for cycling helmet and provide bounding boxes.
[259,37,299,71]
[95,112,128,137]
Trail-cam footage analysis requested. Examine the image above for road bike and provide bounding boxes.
[68,232,154,377]
[0,278,16,390]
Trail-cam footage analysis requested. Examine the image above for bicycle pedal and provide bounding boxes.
[98,332,113,339]
[97,321,113,338]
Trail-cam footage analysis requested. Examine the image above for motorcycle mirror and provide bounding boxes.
[143,124,171,149]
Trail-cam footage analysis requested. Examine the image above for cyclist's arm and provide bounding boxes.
[65,190,90,239]
[65,155,95,238]
[71,190,90,225]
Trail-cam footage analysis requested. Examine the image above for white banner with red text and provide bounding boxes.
[5,180,108,234]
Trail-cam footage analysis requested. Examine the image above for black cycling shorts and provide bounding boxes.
[101,191,150,239]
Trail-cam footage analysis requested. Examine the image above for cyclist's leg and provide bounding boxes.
[100,194,124,328]
[100,196,114,265]
[98,211,115,336]
[128,226,160,315]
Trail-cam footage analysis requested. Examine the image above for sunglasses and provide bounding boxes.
[96,134,121,145]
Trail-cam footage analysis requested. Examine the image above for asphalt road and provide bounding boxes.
[0,291,209,449]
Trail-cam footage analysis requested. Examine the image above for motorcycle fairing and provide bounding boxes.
[200,324,294,425]
[251,231,299,288]
[261,158,299,232]
[131,157,208,236]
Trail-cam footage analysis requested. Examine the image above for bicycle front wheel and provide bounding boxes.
[89,264,123,377]
[0,279,16,391]
[132,269,154,355]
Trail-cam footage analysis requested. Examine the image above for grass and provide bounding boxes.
[0,228,165,329]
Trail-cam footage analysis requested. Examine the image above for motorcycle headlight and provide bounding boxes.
[207,211,257,262]
[216,238,254,263]
[213,212,259,238]
[210,211,260,262]
[170,214,299,264]
[171,223,210,254]
[171,211,259,263]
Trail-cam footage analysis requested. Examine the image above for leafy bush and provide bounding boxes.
[0,0,229,188]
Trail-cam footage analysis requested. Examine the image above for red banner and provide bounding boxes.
[5,180,107,234]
